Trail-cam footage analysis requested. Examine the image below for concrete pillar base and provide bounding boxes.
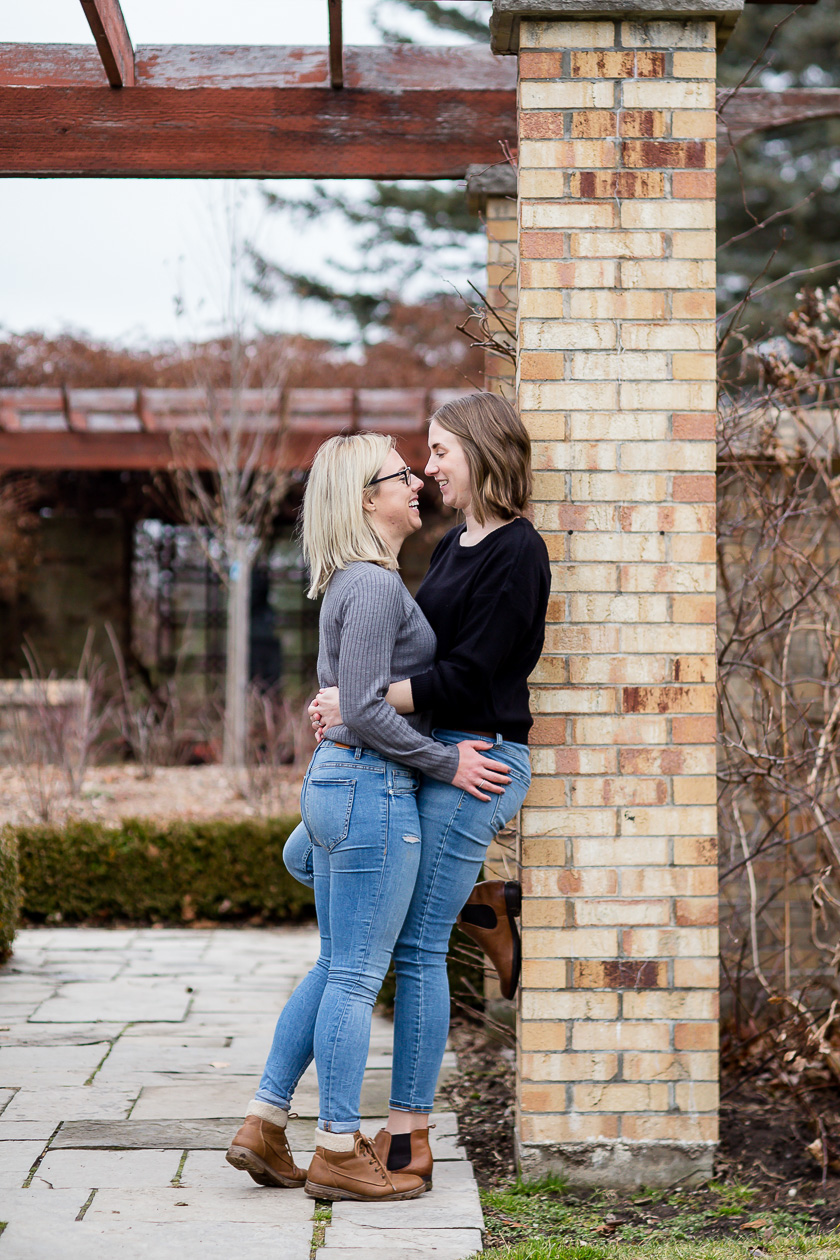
[516,1136,716,1188]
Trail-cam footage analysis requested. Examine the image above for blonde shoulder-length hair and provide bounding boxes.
[302,431,398,599]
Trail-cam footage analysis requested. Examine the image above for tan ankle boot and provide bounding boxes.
[304,1132,426,1201]
[456,879,522,1000]
[226,1114,307,1188]
[372,1127,434,1190]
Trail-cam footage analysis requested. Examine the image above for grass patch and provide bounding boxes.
[10,816,314,924]
[476,1179,835,1258]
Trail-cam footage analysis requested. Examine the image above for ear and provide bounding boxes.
[362,495,376,515]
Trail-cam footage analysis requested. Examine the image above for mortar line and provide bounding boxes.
[21,1120,63,1188]
[75,1188,97,1221]
[84,1022,130,1085]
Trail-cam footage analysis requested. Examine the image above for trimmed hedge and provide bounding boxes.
[0,828,21,960]
[12,816,315,924]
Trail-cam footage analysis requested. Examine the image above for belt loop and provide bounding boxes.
[495,732,503,747]
[355,746,363,761]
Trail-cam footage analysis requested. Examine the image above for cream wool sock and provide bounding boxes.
[247,1099,288,1128]
[316,1128,356,1152]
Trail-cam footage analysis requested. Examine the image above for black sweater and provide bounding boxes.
[409,516,550,745]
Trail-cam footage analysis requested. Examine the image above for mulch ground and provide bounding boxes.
[442,1018,840,1245]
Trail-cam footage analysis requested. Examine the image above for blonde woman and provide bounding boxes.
[225,432,510,1203]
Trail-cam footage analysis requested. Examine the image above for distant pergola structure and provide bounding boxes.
[2,0,834,1188]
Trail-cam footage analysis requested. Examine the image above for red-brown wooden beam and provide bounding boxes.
[0,430,432,472]
[717,88,840,163]
[0,45,517,179]
[79,0,135,87]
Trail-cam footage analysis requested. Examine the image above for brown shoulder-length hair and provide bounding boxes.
[430,392,531,526]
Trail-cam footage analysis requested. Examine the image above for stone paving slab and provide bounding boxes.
[29,1148,184,1190]
[0,928,484,1260]
[0,1220,313,1260]
[85,1185,316,1224]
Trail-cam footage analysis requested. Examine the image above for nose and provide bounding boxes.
[411,473,424,492]
[424,453,437,476]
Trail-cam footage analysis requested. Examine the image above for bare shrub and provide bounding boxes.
[718,285,840,1090]
[243,684,316,814]
[105,623,198,777]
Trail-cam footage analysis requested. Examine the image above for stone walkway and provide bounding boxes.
[0,927,484,1259]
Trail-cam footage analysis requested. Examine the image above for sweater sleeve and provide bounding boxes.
[333,570,460,783]
[409,533,546,716]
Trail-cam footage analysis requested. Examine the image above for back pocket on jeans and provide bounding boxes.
[302,778,357,851]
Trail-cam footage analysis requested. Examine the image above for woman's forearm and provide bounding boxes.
[385,679,414,714]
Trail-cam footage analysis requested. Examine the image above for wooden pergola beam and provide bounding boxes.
[79,0,135,87]
[328,0,344,90]
[0,44,836,177]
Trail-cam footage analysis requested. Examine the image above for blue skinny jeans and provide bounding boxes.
[281,730,531,1113]
[256,740,422,1133]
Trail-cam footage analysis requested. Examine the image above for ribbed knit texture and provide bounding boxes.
[317,562,460,783]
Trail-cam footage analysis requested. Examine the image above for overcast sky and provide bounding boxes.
[1,2,478,348]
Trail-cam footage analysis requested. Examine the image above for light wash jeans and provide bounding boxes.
[256,740,421,1133]
[282,730,531,1113]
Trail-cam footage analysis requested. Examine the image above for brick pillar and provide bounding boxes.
[467,164,519,400]
[491,0,740,1187]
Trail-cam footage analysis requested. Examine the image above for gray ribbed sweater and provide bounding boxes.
[316,562,460,783]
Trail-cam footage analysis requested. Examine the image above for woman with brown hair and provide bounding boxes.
[308,391,550,1188]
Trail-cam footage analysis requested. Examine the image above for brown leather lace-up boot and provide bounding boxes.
[304,1132,426,1201]
[226,1114,307,1188]
[372,1126,434,1191]
[456,879,522,1000]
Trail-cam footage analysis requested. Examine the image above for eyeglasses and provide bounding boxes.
[367,465,413,488]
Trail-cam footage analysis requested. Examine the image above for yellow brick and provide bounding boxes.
[573,837,669,866]
[620,807,717,837]
[623,990,718,1020]
[575,898,670,926]
[528,656,571,686]
[619,381,717,411]
[673,351,717,380]
[531,686,615,714]
[571,714,668,745]
[570,473,667,502]
[569,656,664,684]
[572,1021,670,1051]
[521,320,617,350]
[569,591,669,622]
[522,258,617,288]
[521,990,619,1020]
[621,441,715,471]
[571,351,669,380]
[568,289,666,319]
[673,776,717,804]
[520,139,617,169]
[520,80,617,110]
[620,259,715,289]
[673,836,718,866]
[521,808,617,838]
[569,413,669,440]
[523,413,569,441]
[520,1082,568,1112]
[520,1022,568,1052]
[520,19,616,47]
[621,200,715,229]
[571,775,666,806]
[620,322,715,350]
[622,82,716,110]
[620,19,715,48]
[550,563,617,591]
[519,170,570,200]
[673,50,717,78]
[674,957,719,987]
[620,867,717,896]
[519,289,566,319]
[521,381,619,411]
[675,1081,719,1111]
[672,533,716,562]
[672,109,717,139]
[623,1115,718,1141]
[524,867,618,898]
[623,926,719,957]
[621,625,716,654]
[520,1113,620,1142]
[573,1082,669,1112]
[623,1052,718,1080]
[570,533,665,562]
[532,438,573,469]
[543,621,620,651]
[522,201,617,229]
[521,1052,618,1081]
[570,230,663,258]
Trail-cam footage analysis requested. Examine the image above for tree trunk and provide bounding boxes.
[223,535,251,768]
